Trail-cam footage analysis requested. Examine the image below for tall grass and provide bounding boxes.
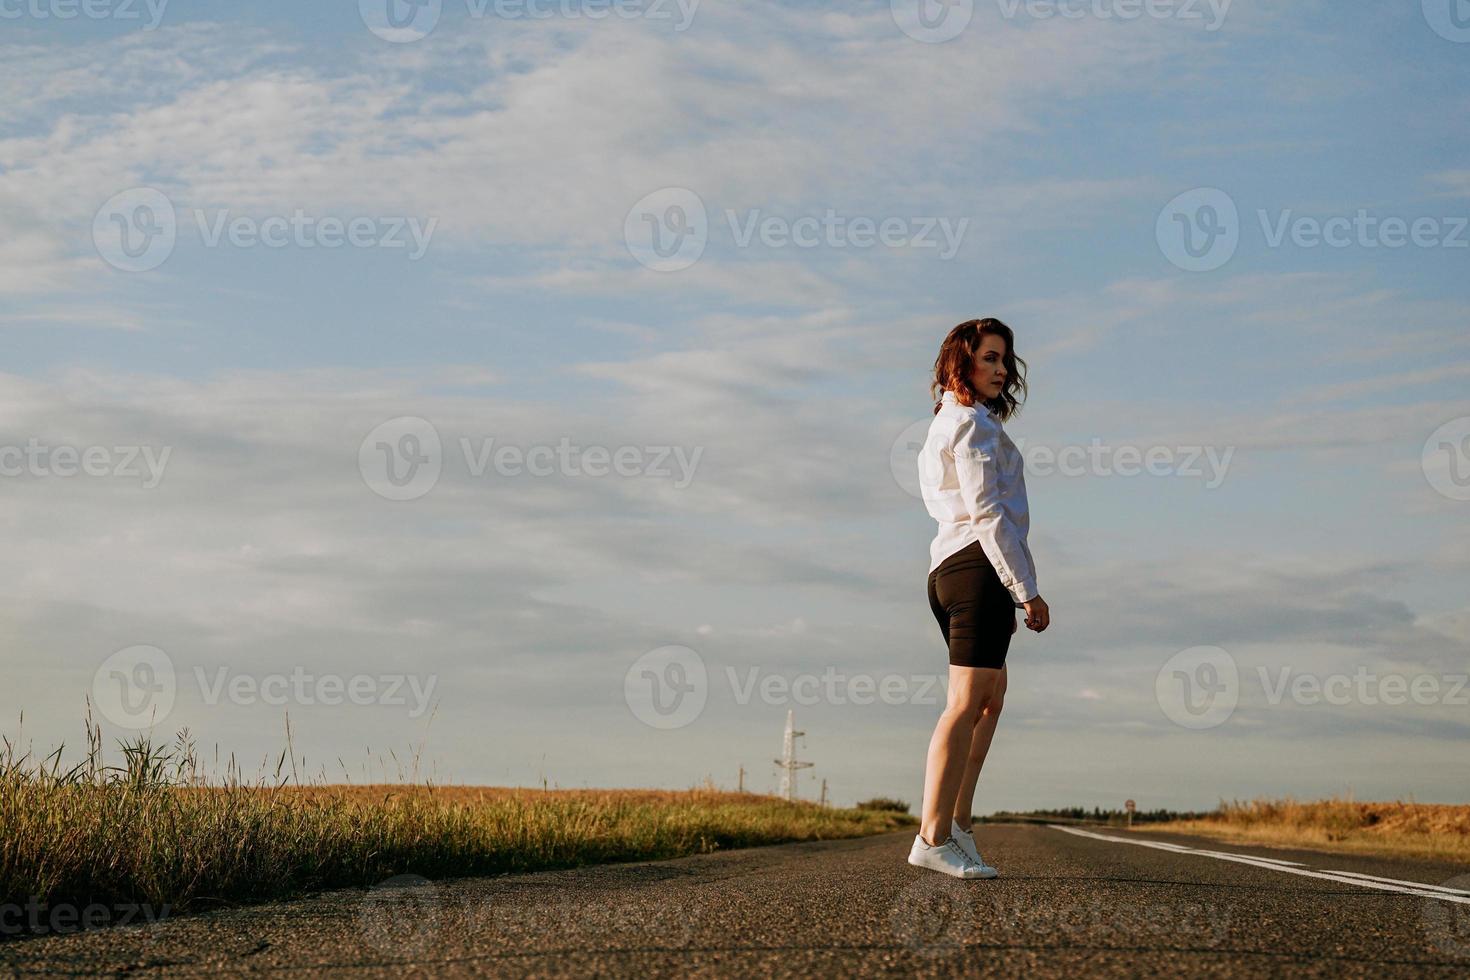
[1147,796,1470,864]
[0,704,914,936]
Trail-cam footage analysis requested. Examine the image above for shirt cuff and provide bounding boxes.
[1009,577,1038,606]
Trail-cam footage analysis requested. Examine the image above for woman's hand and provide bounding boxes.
[1021,595,1049,632]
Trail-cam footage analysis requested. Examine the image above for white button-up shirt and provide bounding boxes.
[917,389,1038,606]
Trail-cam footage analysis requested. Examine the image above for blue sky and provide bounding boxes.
[2,0,1468,811]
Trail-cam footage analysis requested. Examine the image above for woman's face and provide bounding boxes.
[968,334,1008,398]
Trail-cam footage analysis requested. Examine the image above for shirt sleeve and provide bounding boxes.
[951,414,1038,605]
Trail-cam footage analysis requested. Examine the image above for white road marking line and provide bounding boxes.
[1048,825,1470,905]
[1327,870,1470,896]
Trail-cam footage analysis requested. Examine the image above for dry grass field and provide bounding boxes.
[1,711,914,935]
[1145,797,1470,864]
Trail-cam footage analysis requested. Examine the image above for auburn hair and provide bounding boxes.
[930,317,1028,421]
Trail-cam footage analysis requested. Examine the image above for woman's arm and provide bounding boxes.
[951,414,1038,606]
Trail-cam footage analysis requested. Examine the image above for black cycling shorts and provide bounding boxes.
[926,540,1014,670]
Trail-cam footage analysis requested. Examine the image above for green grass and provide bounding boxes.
[1,707,915,935]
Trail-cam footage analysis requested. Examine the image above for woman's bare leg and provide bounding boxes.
[918,665,1004,845]
[952,665,1007,831]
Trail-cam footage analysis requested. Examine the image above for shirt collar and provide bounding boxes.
[942,389,998,419]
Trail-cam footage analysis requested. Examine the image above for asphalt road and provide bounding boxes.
[4,824,1470,978]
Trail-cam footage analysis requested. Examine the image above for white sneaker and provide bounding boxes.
[907,833,987,879]
[949,819,999,878]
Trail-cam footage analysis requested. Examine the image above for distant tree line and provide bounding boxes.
[984,805,1216,826]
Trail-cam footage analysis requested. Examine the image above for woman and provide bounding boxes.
[907,317,1051,879]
